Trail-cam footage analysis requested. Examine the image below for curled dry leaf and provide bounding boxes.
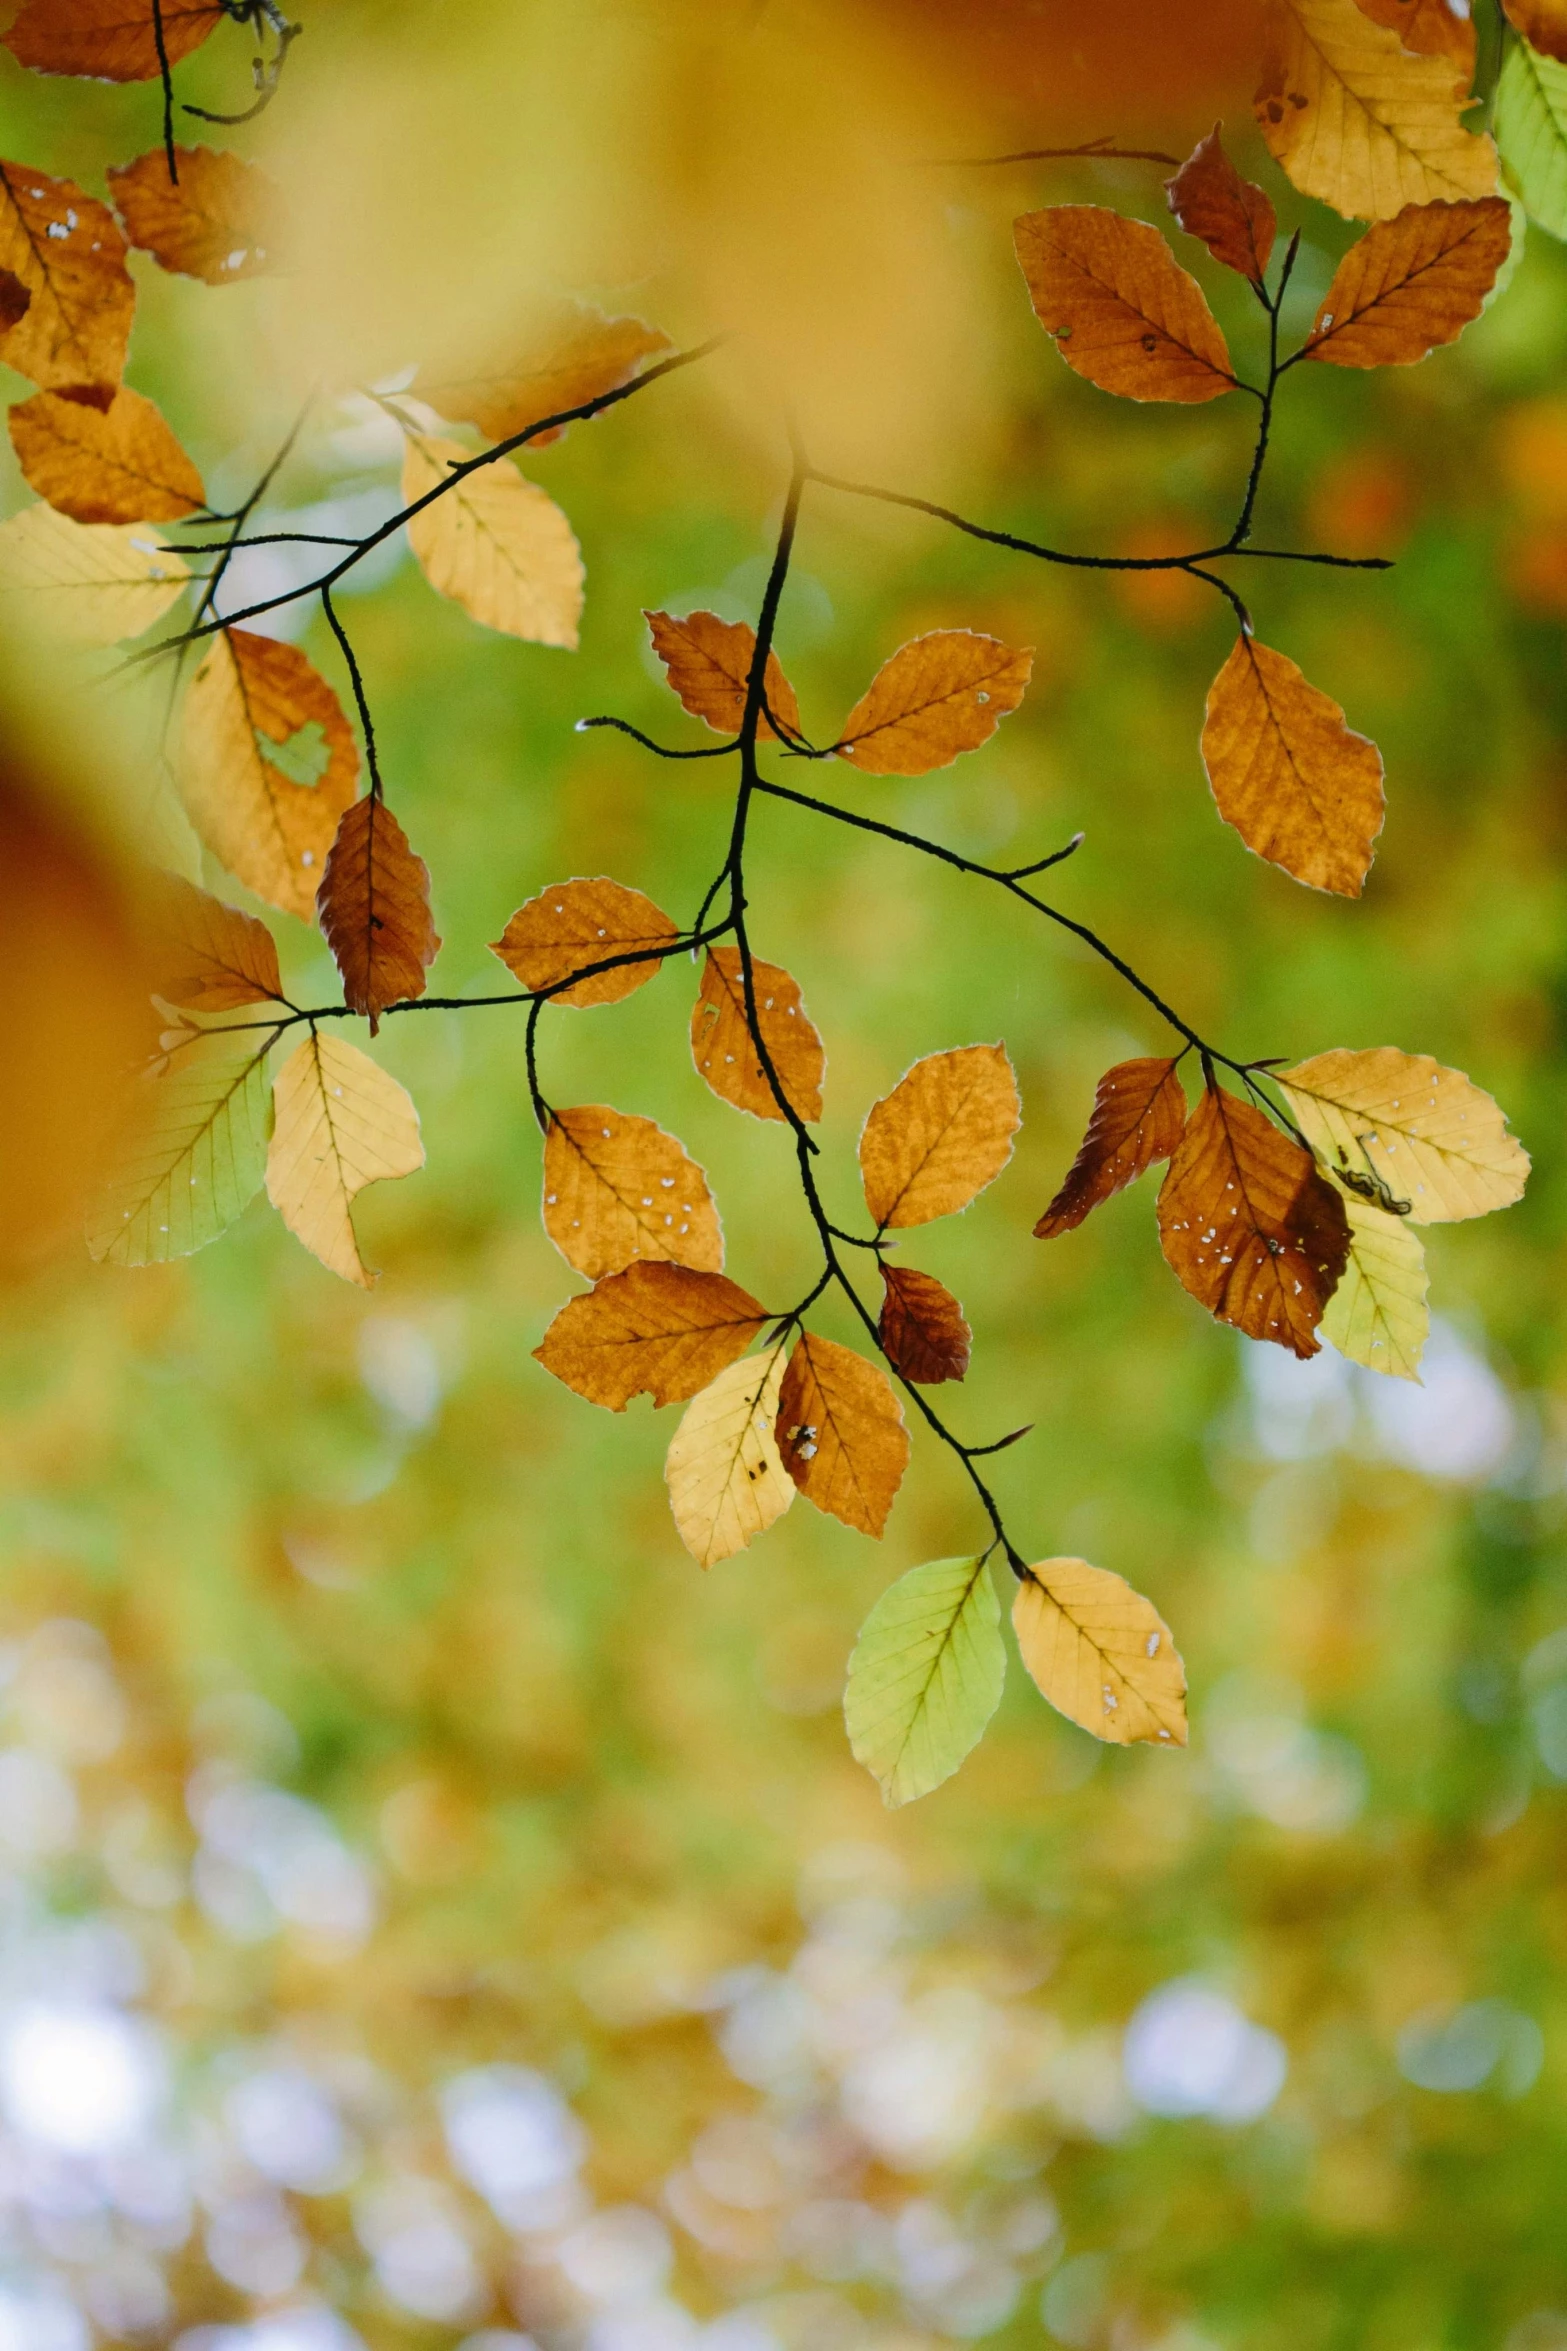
[1278,1046,1530,1222]
[1505,0,1567,62]
[1496,38,1567,237]
[1165,124,1278,284]
[1321,1187,1429,1378]
[776,1332,910,1538]
[1202,635,1385,897]
[491,876,678,1008]
[844,1556,1005,1808]
[266,1033,423,1288]
[106,147,284,282]
[1013,1559,1188,1747]
[420,304,672,447]
[878,1263,971,1384]
[9,386,204,525]
[1157,1082,1351,1357]
[0,159,133,404]
[1355,0,1476,77]
[665,1343,794,1568]
[402,430,583,648]
[1035,1056,1187,1238]
[153,875,284,1013]
[645,610,802,741]
[542,1106,723,1281]
[535,1263,767,1411]
[1013,204,1234,403]
[177,629,359,921]
[691,946,825,1124]
[1255,0,1498,220]
[85,1029,272,1266]
[317,798,441,1036]
[860,1043,1021,1231]
[836,630,1033,776]
[1303,197,1512,367]
[0,506,188,643]
[4,0,224,80]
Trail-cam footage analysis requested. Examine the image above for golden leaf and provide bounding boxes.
[85,1029,272,1265]
[1321,1186,1430,1379]
[645,609,802,740]
[776,1332,910,1537]
[859,1043,1020,1231]
[491,876,678,1007]
[4,0,223,80]
[402,429,583,648]
[1013,1559,1188,1747]
[1013,204,1235,403]
[691,946,825,1124]
[836,630,1033,776]
[1202,634,1385,897]
[266,1032,423,1287]
[1302,197,1512,366]
[1278,1046,1530,1222]
[535,1263,767,1411]
[1165,123,1278,284]
[664,1343,794,1567]
[0,505,188,643]
[154,875,284,1013]
[420,303,672,446]
[542,1106,723,1281]
[878,1263,971,1385]
[106,146,284,282]
[317,797,441,1035]
[0,159,133,404]
[1035,1057,1187,1238]
[8,385,204,525]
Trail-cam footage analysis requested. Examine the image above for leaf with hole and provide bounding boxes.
[0,158,133,403]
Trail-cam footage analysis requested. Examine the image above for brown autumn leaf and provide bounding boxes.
[691,946,825,1124]
[776,1332,910,1538]
[1504,0,1567,62]
[1165,123,1278,284]
[9,386,204,524]
[177,629,360,921]
[317,797,442,1037]
[860,1044,1021,1231]
[0,270,29,332]
[1013,1560,1188,1747]
[107,146,285,283]
[153,875,284,1013]
[420,304,673,447]
[535,1263,768,1411]
[1202,635,1385,897]
[645,610,802,742]
[1035,1057,1188,1238]
[1013,204,1235,403]
[490,876,678,1008]
[878,1263,971,1384]
[0,160,134,404]
[543,1106,724,1281]
[1356,0,1476,78]
[4,0,224,79]
[1301,197,1512,367]
[1157,1082,1351,1356]
[836,630,1034,776]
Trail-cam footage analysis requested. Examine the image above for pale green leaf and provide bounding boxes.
[1496,37,1567,240]
[844,1554,1004,1807]
[1321,1189,1430,1381]
[86,1029,274,1265]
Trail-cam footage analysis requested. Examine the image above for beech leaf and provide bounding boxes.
[403,429,583,648]
[542,1106,723,1281]
[859,1044,1021,1231]
[1495,36,1567,238]
[317,797,442,1036]
[664,1344,794,1568]
[266,1033,423,1288]
[4,0,224,81]
[691,946,825,1124]
[1013,1559,1188,1747]
[1302,197,1513,367]
[776,1332,910,1538]
[86,1029,272,1265]
[9,386,205,525]
[878,1263,971,1384]
[0,159,133,404]
[491,876,678,1008]
[844,1555,1005,1808]
[1321,1187,1430,1378]
[420,304,672,447]
[1013,204,1235,403]
[645,609,802,741]
[836,630,1033,775]
[1278,1047,1530,1222]
[1202,635,1385,897]
[0,505,188,643]
[1035,1056,1187,1238]
[534,1264,767,1411]
[107,146,284,282]
[154,876,284,1013]
[1504,0,1567,63]
[1354,0,1477,78]
[1165,124,1278,284]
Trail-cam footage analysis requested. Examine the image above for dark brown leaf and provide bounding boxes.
[1165,124,1277,284]
[4,0,223,80]
[1035,1057,1187,1237]
[878,1263,971,1384]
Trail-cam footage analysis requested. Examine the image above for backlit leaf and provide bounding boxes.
[1278,1047,1530,1222]
[859,1044,1020,1230]
[0,505,188,642]
[645,609,802,741]
[1165,124,1278,284]
[542,1106,723,1281]
[4,0,223,80]
[9,386,205,524]
[402,429,583,648]
[1013,1559,1188,1746]
[85,1028,272,1265]
[1035,1057,1187,1238]
[844,1555,1004,1807]
[878,1263,971,1384]
[664,1343,794,1567]
[1354,0,1476,78]
[177,629,360,921]
[0,159,133,403]
[1202,634,1385,896]
[1504,0,1567,63]
[1320,1187,1430,1378]
[1157,1082,1351,1356]
[535,1263,767,1411]
[491,876,678,1007]
[154,875,284,1013]
[1255,0,1498,220]
[1302,197,1512,366]
[1013,204,1234,403]
[691,946,825,1124]
[1495,35,1567,238]
[0,269,28,331]
[266,1032,423,1288]
[317,797,441,1036]
[776,1332,909,1537]
[836,630,1033,776]
[420,304,672,446]
[106,146,284,282]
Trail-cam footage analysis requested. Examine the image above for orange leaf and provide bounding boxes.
[1202,636,1384,896]
[836,630,1033,776]
[4,0,223,79]
[1035,1057,1187,1237]
[1504,0,1567,61]
[1013,204,1234,403]
[0,269,28,333]
[420,303,672,447]
[645,610,802,741]
[543,1106,723,1281]
[860,1044,1021,1231]
[878,1263,971,1384]
[0,159,133,405]
[8,386,204,524]
[1356,0,1476,78]
[1301,196,1512,367]
[1157,1082,1350,1356]
[534,1263,767,1411]
[153,875,284,1013]
[317,798,442,1037]
[107,146,284,283]
[1165,124,1277,284]
[1014,1560,1188,1747]
[491,876,678,1008]
[691,946,825,1124]
[776,1332,910,1538]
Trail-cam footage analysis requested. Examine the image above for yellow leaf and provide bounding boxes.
[0,504,187,643]
[402,429,583,647]
[8,385,205,524]
[836,630,1033,775]
[1321,1187,1430,1379]
[1013,1559,1188,1747]
[1014,204,1235,402]
[776,1332,909,1537]
[419,303,672,446]
[266,1032,423,1287]
[664,1343,794,1567]
[1301,197,1513,367]
[1202,634,1385,897]
[859,1043,1020,1230]
[1278,1046,1530,1222]
[542,1105,723,1280]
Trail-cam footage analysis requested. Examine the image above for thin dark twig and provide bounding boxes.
[151,0,178,184]
[577,715,739,760]
[932,139,1181,167]
[525,1000,549,1135]
[320,586,382,799]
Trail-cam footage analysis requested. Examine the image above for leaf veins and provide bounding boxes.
[1035,1056,1187,1238]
